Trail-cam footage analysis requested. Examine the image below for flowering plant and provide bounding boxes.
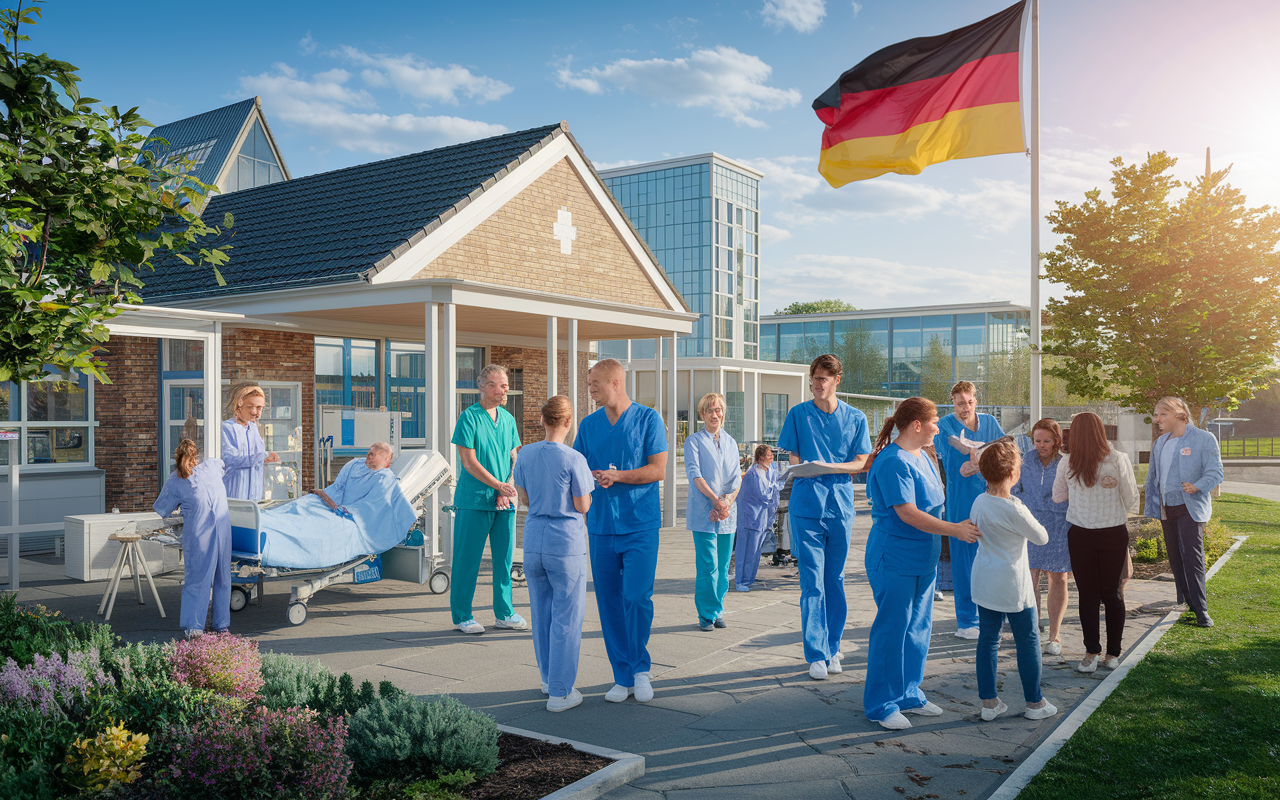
[0,648,114,717]
[65,720,149,793]
[156,706,351,799]
[168,632,264,702]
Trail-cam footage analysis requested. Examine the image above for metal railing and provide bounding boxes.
[1219,437,1280,459]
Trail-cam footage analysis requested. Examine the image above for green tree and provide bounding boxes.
[834,319,888,395]
[918,335,953,403]
[1041,151,1280,420]
[0,0,232,384]
[774,299,857,315]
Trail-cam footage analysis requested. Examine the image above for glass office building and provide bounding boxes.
[599,154,762,360]
[760,303,1032,403]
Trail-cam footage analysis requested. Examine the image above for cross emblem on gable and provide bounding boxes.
[553,207,577,255]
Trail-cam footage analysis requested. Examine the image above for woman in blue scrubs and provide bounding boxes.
[934,380,1004,639]
[864,397,981,730]
[513,396,593,712]
[154,438,232,638]
[684,392,741,631]
[777,354,872,681]
[735,444,780,592]
[221,383,279,501]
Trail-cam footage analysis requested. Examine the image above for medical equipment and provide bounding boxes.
[225,450,451,626]
[316,406,401,485]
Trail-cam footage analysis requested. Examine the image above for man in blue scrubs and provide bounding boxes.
[777,354,872,680]
[573,359,669,703]
[450,364,525,635]
[934,380,1005,639]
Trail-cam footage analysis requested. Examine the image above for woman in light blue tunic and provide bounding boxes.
[513,396,593,713]
[220,383,279,501]
[734,444,781,592]
[684,393,742,630]
[934,380,1005,639]
[153,438,232,637]
[1013,418,1071,655]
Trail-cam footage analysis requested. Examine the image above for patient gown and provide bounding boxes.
[257,459,417,568]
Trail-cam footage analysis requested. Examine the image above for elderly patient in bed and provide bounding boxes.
[258,442,418,569]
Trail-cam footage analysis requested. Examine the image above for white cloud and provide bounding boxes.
[591,158,642,170]
[334,45,512,105]
[762,0,827,33]
[555,46,801,128]
[851,2,862,17]
[298,32,316,55]
[238,64,507,156]
[760,223,793,243]
[766,253,1024,309]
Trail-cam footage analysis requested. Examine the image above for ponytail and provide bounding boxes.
[174,438,199,479]
[872,397,938,456]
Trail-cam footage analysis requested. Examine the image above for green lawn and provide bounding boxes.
[1019,493,1280,800]
[1220,437,1280,459]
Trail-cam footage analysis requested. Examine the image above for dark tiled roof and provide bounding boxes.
[140,123,566,302]
[141,98,256,188]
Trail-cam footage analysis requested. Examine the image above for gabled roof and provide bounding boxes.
[139,122,685,309]
[142,98,257,188]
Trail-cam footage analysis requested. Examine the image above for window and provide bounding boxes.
[386,341,426,439]
[223,119,285,193]
[760,324,778,361]
[597,340,630,360]
[762,393,788,442]
[834,319,889,395]
[314,337,378,408]
[0,368,95,468]
[155,138,217,171]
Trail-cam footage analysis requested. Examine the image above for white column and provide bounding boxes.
[440,303,457,569]
[653,337,662,417]
[664,333,678,528]
[1029,0,1043,425]
[713,368,724,397]
[547,317,558,401]
[6,436,18,589]
[422,302,442,566]
[567,319,579,431]
[745,370,760,442]
[626,365,636,400]
[204,325,223,459]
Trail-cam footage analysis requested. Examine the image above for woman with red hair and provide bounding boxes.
[1014,419,1071,656]
[1052,413,1138,673]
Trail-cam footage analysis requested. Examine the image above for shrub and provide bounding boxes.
[0,594,120,670]
[112,641,234,738]
[1132,536,1161,563]
[346,694,499,782]
[168,632,263,702]
[0,648,115,718]
[154,706,351,800]
[64,721,149,794]
[260,651,333,710]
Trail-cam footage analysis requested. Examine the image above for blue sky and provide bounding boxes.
[37,0,1280,311]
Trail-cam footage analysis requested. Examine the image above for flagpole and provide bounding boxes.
[1029,0,1043,426]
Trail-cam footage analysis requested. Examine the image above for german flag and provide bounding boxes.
[813,2,1026,187]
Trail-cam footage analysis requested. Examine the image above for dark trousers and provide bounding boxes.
[1161,504,1208,614]
[1067,525,1128,657]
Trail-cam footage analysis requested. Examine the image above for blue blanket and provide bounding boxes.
[259,461,417,569]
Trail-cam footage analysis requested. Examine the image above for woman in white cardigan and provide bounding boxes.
[969,439,1058,722]
[1052,413,1139,673]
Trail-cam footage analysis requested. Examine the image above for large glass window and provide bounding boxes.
[919,315,955,401]
[890,316,923,397]
[223,119,285,193]
[835,318,889,395]
[1,368,95,468]
[760,324,778,361]
[762,393,788,443]
[386,341,425,439]
[314,337,378,408]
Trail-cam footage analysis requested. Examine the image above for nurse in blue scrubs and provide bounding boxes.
[776,354,872,681]
[221,383,279,501]
[864,397,981,730]
[573,359,668,704]
[513,396,593,712]
[154,438,232,638]
[934,380,1005,639]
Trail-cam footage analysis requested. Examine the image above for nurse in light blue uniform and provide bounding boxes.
[573,360,668,703]
[776,354,872,680]
[934,381,1004,637]
[513,396,594,712]
[734,444,780,591]
[154,438,232,637]
[864,398,981,730]
[220,384,279,501]
[684,393,741,630]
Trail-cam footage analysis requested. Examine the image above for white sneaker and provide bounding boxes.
[634,672,654,702]
[904,701,943,716]
[494,614,529,630]
[604,684,633,703]
[955,627,980,640]
[541,682,549,695]
[1100,656,1120,670]
[809,661,828,680]
[1076,655,1098,673]
[981,699,1009,721]
[735,584,751,592]
[879,710,912,730]
[546,689,583,712]
[827,652,843,674]
[456,620,485,635]
[1025,701,1058,720]
[1043,640,1063,656]
[934,590,945,601]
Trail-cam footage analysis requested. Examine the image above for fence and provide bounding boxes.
[1220,437,1280,459]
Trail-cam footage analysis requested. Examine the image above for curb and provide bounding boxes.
[986,534,1250,800]
[498,723,645,800]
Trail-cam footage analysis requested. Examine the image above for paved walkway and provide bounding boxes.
[10,494,1206,800]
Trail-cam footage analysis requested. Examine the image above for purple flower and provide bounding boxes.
[0,648,114,717]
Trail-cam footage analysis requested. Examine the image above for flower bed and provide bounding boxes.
[1,594,598,800]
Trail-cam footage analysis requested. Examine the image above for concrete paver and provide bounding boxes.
[10,503,1183,800]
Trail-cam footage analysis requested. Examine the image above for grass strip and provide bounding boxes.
[1019,493,1280,800]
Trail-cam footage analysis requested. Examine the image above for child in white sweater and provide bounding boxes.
[969,439,1059,722]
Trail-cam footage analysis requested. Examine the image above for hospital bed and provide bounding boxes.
[227,450,451,626]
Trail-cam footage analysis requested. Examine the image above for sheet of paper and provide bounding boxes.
[948,434,985,455]
[784,461,850,480]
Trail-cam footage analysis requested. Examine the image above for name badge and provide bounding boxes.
[1181,447,1192,456]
